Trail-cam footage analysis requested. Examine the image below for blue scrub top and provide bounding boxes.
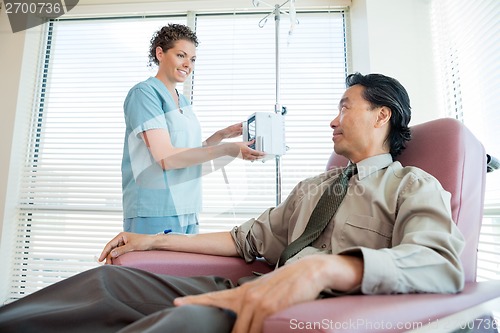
[121,77,202,218]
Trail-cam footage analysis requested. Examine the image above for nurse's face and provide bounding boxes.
[156,39,197,85]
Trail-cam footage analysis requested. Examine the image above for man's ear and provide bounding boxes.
[375,106,392,128]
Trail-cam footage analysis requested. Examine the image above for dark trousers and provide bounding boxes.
[0,265,237,333]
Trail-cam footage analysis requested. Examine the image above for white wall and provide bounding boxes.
[0,0,442,301]
[0,8,27,301]
[0,8,21,247]
[350,0,440,125]
[0,7,45,300]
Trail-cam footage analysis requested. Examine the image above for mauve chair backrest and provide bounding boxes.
[326,118,486,282]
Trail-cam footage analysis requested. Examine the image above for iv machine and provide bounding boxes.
[242,112,286,158]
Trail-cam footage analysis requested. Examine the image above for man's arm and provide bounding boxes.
[98,231,238,264]
[345,169,465,295]
[175,254,363,333]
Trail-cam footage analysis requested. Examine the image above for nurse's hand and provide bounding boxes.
[233,141,266,161]
[205,123,243,147]
[221,122,243,139]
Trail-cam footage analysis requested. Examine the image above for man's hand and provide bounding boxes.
[174,255,363,333]
[98,232,155,264]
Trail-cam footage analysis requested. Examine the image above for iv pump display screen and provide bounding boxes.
[247,115,256,149]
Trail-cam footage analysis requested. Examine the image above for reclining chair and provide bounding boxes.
[114,118,500,332]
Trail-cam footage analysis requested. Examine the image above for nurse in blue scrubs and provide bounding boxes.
[122,24,264,234]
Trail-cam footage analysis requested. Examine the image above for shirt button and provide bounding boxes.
[321,244,327,249]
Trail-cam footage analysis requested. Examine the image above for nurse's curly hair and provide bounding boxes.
[346,73,412,158]
[148,24,199,66]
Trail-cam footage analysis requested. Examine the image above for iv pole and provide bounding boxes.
[254,0,296,205]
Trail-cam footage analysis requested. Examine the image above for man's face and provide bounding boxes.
[330,84,384,163]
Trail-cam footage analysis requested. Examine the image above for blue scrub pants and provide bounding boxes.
[123,215,199,234]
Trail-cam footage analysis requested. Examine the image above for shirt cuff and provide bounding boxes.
[230,221,259,263]
[358,247,400,294]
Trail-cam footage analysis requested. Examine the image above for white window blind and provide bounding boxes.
[7,11,348,301]
[431,0,500,281]
[8,16,188,301]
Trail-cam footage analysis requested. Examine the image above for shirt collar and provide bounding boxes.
[353,153,393,180]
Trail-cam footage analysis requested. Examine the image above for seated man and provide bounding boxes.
[0,73,464,333]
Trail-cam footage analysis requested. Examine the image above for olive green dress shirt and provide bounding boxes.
[231,154,465,294]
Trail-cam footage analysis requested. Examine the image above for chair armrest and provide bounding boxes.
[112,250,273,284]
[264,281,500,333]
[113,252,500,333]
